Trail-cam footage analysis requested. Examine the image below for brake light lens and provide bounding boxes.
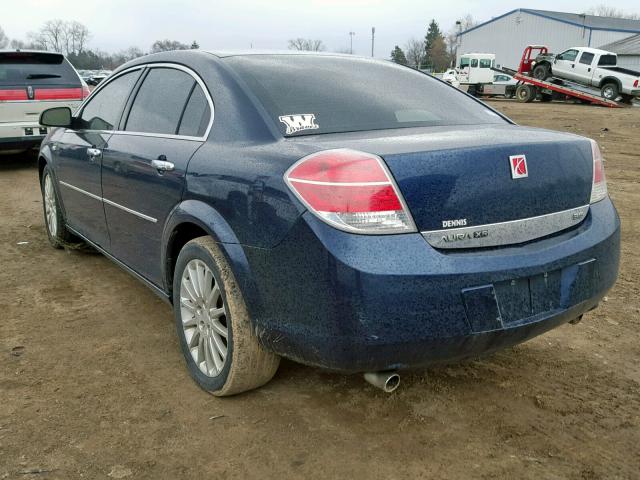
[285,149,416,234]
[34,87,84,100]
[589,139,607,203]
[0,89,28,101]
[634,79,638,88]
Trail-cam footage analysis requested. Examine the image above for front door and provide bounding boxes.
[101,66,211,286]
[553,49,579,81]
[54,68,142,248]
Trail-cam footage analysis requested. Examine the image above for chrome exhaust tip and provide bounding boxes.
[364,371,400,393]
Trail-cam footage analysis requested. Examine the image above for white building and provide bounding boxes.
[457,9,640,70]
[600,34,640,69]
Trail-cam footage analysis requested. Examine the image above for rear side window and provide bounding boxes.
[79,70,140,130]
[0,52,79,86]
[125,68,195,135]
[225,55,507,137]
[579,52,595,65]
[178,84,211,137]
[598,55,616,66]
[479,59,492,68]
[470,59,478,67]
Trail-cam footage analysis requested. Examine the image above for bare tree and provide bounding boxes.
[10,39,26,49]
[0,26,8,49]
[288,38,325,51]
[150,39,190,53]
[405,38,426,69]
[585,5,640,19]
[38,19,67,52]
[446,14,477,64]
[66,21,90,54]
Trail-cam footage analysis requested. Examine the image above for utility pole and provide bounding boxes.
[371,27,375,57]
[349,31,355,54]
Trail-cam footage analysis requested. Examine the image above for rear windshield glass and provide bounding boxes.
[598,55,616,66]
[0,52,79,86]
[225,55,506,136]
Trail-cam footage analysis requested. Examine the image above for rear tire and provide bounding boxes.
[601,83,619,101]
[173,236,280,396]
[40,164,81,249]
[532,64,550,81]
[516,84,536,103]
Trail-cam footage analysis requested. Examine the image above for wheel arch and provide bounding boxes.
[600,77,622,91]
[162,200,258,312]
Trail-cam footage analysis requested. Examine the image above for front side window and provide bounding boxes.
[225,55,507,137]
[558,49,578,62]
[125,68,195,135]
[79,70,140,130]
[579,52,595,65]
[459,57,470,68]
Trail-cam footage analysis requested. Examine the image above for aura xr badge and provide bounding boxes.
[509,154,528,179]
[279,114,319,135]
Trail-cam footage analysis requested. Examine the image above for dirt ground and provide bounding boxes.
[1,101,639,480]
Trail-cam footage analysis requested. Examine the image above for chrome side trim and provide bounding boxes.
[102,197,157,223]
[59,181,102,201]
[59,181,157,223]
[422,205,590,249]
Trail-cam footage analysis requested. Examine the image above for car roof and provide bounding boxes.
[203,49,359,59]
[569,46,616,56]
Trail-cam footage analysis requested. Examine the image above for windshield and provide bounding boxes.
[225,55,507,137]
[0,52,80,86]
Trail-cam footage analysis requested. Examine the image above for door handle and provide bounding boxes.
[151,159,175,173]
[87,147,102,159]
[571,64,575,68]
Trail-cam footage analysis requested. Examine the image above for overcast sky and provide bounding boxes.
[3,0,640,58]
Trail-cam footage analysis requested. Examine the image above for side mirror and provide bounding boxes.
[40,107,73,128]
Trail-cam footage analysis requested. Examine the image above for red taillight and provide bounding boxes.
[285,149,416,234]
[634,79,638,88]
[0,89,28,101]
[34,88,83,100]
[82,85,91,99]
[589,140,607,203]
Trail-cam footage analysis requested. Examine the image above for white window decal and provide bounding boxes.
[278,114,319,134]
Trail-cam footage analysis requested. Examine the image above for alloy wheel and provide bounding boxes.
[44,174,58,237]
[180,259,229,377]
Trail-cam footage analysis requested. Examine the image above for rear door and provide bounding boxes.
[574,51,595,84]
[101,65,212,285]
[0,52,87,136]
[553,49,579,80]
[54,68,142,248]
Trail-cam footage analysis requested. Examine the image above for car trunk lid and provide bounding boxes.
[293,124,593,247]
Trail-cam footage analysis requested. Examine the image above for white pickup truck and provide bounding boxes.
[532,47,640,102]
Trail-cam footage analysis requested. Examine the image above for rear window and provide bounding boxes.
[598,55,617,66]
[225,55,506,136]
[0,52,79,86]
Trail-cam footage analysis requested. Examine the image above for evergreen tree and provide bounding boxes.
[423,19,448,70]
[390,46,408,65]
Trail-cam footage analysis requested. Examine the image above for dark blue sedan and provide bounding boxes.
[37,51,620,395]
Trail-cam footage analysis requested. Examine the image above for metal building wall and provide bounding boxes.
[591,30,639,49]
[616,55,640,68]
[457,10,633,70]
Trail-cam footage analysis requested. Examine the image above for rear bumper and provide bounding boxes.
[0,123,48,151]
[243,198,620,372]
